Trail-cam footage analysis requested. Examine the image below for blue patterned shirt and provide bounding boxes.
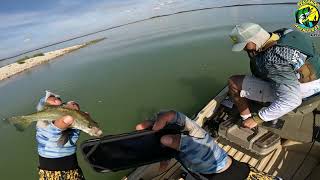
[36,122,80,158]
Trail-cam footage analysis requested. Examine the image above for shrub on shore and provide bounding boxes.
[16,52,44,64]
[32,53,44,57]
[85,37,107,46]
[16,56,29,64]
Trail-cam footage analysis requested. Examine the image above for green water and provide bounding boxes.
[0,4,319,180]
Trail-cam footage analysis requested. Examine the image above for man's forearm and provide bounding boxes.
[258,83,302,121]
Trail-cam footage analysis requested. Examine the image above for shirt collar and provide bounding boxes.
[259,33,280,52]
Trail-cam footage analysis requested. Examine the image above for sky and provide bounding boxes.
[0,0,298,59]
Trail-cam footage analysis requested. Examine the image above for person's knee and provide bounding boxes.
[292,94,302,108]
[228,75,244,95]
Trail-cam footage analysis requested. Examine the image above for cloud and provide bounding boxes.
[0,0,149,58]
[23,38,31,42]
[0,12,42,30]
[0,0,298,58]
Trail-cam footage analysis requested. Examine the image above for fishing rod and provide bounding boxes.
[0,2,296,62]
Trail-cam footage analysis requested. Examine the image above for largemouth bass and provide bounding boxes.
[9,105,103,138]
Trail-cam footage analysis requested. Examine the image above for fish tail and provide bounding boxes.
[8,116,33,131]
[57,130,72,146]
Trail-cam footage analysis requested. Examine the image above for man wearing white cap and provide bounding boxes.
[228,23,320,129]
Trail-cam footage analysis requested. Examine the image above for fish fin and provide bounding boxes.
[57,130,71,146]
[8,116,33,131]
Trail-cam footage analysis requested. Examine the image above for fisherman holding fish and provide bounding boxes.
[35,91,86,180]
[8,90,103,180]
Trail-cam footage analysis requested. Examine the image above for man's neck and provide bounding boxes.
[259,33,280,52]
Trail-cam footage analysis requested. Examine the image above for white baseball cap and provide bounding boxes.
[230,23,270,52]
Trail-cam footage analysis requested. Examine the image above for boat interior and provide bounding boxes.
[126,87,320,180]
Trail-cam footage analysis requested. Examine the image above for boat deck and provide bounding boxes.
[127,140,320,180]
[125,87,320,180]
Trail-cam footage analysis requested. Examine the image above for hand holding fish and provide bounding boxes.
[36,93,80,130]
[51,99,75,129]
[53,115,74,130]
[9,98,103,138]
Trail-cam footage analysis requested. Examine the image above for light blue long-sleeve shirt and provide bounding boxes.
[36,96,80,158]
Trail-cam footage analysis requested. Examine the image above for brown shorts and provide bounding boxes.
[38,168,85,180]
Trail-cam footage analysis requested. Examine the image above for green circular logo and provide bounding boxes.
[295,4,319,29]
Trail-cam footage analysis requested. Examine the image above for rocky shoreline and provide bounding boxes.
[0,38,105,81]
[0,44,85,81]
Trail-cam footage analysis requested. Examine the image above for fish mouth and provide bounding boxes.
[90,127,103,137]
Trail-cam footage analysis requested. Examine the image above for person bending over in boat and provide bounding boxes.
[136,110,281,180]
[36,91,85,180]
[228,23,320,129]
